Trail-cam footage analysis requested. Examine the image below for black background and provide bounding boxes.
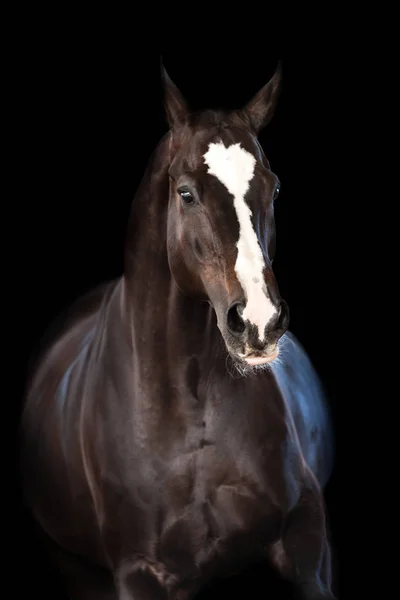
[11,35,348,599]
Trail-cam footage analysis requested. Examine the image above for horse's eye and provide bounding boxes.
[273,185,280,200]
[179,190,195,204]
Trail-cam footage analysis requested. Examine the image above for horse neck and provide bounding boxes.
[121,134,220,368]
[124,132,171,292]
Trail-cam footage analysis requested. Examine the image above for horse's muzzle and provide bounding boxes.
[226,298,290,354]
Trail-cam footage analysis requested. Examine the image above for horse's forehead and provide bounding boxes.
[203,141,257,198]
[174,127,262,175]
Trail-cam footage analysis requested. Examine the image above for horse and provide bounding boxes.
[20,62,336,599]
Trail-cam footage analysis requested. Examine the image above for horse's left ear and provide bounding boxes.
[241,61,282,134]
[161,60,189,129]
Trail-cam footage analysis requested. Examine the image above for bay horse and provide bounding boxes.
[20,62,336,599]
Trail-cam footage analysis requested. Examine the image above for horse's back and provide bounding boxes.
[25,279,119,388]
[271,332,334,489]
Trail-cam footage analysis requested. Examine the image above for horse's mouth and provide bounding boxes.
[244,349,278,365]
[232,345,279,368]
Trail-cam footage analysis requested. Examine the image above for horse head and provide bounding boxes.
[163,63,289,370]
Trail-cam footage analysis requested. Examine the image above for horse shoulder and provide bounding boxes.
[20,281,122,556]
[270,332,334,488]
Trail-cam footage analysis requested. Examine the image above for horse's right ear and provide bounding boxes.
[161,61,189,129]
[240,61,282,134]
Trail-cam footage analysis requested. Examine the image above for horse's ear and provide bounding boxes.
[161,61,189,129]
[241,61,282,134]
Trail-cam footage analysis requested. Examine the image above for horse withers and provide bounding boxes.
[20,62,336,599]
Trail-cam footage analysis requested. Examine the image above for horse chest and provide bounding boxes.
[101,380,289,579]
[151,439,285,581]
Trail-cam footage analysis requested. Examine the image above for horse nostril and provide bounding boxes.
[227,302,246,335]
[277,300,290,331]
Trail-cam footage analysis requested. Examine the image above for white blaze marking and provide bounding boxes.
[203,141,277,341]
